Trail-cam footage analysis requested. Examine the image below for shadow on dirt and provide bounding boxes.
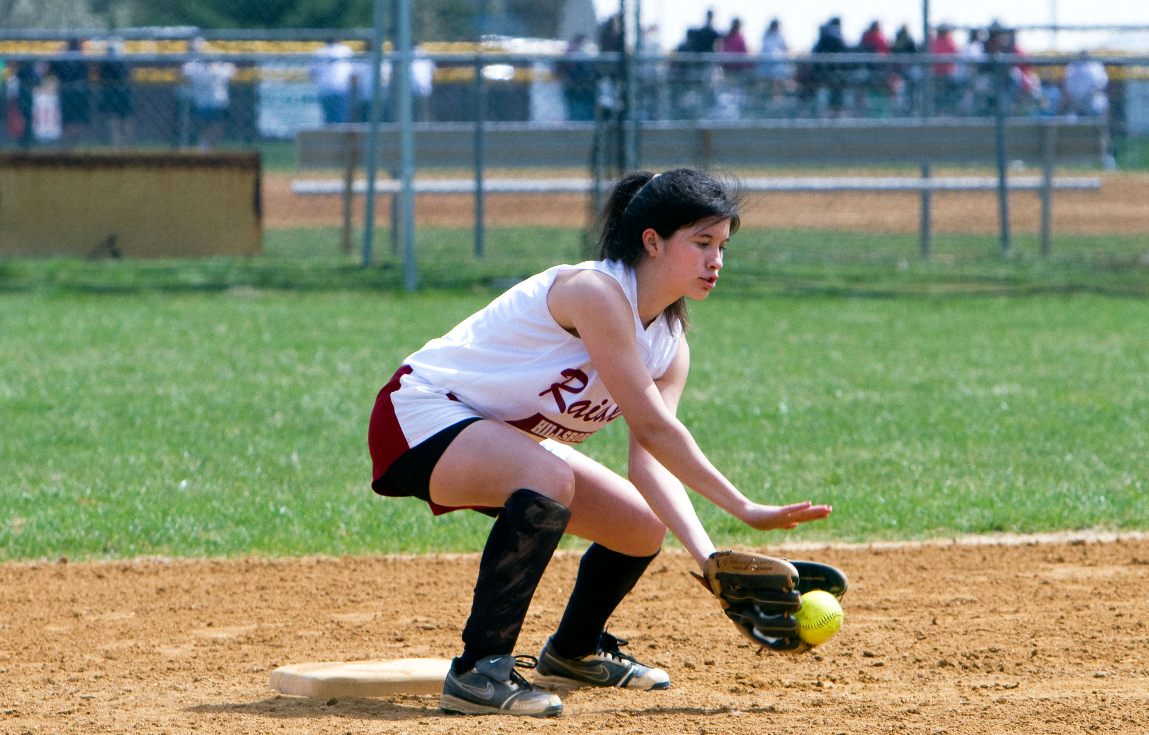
[189,694,447,722]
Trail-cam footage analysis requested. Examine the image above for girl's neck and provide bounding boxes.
[634,259,676,328]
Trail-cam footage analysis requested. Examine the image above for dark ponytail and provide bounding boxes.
[596,168,742,330]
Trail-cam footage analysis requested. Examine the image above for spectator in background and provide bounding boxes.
[807,17,849,117]
[10,62,39,148]
[983,26,1041,111]
[758,19,790,99]
[955,28,989,115]
[891,25,918,55]
[599,13,623,55]
[859,21,889,55]
[97,39,133,149]
[673,9,721,118]
[556,33,599,122]
[682,10,721,54]
[182,38,236,150]
[720,18,751,79]
[930,25,959,76]
[597,13,624,111]
[983,21,1010,56]
[50,39,90,148]
[349,53,379,123]
[411,47,436,122]
[929,24,961,113]
[311,38,354,125]
[890,25,921,113]
[858,21,891,106]
[1064,51,1109,117]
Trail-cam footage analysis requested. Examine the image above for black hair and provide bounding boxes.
[597,168,742,330]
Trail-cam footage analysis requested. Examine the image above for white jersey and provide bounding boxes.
[394,259,682,450]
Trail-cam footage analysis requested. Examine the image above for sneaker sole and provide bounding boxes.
[439,694,562,718]
[533,673,671,691]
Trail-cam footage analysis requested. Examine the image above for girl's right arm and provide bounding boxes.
[548,270,831,536]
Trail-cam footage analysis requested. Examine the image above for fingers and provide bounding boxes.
[789,503,832,521]
[743,501,833,531]
[773,502,832,529]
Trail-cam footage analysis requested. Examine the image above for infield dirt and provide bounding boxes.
[263,171,1149,235]
[4,536,1147,734]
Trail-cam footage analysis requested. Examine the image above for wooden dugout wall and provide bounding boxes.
[0,151,261,258]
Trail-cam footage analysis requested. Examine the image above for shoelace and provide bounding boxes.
[598,632,640,665]
[509,654,539,689]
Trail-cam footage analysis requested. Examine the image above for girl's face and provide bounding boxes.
[644,218,730,301]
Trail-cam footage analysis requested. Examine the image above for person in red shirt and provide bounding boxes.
[930,24,959,76]
[930,24,961,112]
[721,18,752,76]
[859,21,889,55]
[858,20,892,107]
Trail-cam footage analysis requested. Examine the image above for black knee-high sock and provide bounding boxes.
[456,489,570,674]
[550,543,659,659]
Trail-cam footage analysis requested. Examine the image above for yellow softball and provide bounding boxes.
[794,590,843,646]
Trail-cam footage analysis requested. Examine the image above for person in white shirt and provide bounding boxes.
[411,47,436,121]
[1064,52,1109,117]
[758,19,790,99]
[367,168,831,717]
[181,38,236,150]
[310,38,354,124]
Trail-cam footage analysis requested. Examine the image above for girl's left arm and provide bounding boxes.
[626,338,717,567]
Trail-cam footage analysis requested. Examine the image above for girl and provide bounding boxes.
[368,169,831,717]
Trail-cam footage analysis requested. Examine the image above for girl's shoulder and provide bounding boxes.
[548,260,635,301]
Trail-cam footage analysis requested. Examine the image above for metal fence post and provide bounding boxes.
[1040,120,1056,257]
[361,0,387,268]
[621,0,638,172]
[397,0,417,291]
[920,1,933,259]
[341,85,359,256]
[994,55,1012,256]
[474,55,485,259]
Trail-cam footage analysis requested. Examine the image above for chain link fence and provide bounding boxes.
[1,21,1147,286]
[3,34,1145,150]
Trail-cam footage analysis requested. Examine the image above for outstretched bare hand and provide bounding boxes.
[739,501,832,531]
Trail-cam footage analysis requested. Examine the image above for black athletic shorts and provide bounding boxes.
[377,417,499,518]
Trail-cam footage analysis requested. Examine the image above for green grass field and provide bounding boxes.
[2,242,1147,560]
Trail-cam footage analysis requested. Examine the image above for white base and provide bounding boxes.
[269,658,452,698]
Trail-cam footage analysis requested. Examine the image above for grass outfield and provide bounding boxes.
[2,287,1147,561]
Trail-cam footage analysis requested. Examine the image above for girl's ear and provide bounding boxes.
[641,228,662,258]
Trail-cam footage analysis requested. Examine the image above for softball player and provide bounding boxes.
[368,168,831,717]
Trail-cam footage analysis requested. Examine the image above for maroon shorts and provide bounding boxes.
[368,366,498,517]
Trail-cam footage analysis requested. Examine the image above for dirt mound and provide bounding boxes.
[4,536,1147,733]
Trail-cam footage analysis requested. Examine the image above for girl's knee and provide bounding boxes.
[610,513,666,557]
[531,454,576,507]
[634,518,668,556]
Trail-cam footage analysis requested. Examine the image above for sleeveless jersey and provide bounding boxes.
[394,259,683,449]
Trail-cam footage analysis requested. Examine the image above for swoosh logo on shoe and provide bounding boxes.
[455,679,496,699]
[560,662,614,683]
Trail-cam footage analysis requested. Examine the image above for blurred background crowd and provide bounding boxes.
[0,1,1143,159]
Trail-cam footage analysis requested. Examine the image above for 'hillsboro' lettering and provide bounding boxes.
[508,414,595,444]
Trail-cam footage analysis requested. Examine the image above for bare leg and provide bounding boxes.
[429,421,574,669]
[430,421,665,555]
[562,450,666,557]
[429,421,666,672]
[429,421,575,509]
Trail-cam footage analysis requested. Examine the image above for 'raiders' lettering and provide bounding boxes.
[566,400,591,418]
[539,368,588,413]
